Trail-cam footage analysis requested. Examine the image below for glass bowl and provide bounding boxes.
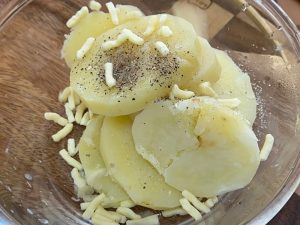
[0,0,299,224]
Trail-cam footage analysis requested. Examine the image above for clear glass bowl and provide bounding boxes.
[0,0,299,224]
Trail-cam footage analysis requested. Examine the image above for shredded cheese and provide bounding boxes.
[80,202,90,210]
[179,198,202,221]
[122,29,144,45]
[154,41,169,56]
[77,37,95,60]
[260,134,274,161]
[171,84,195,99]
[116,207,141,220]
[59,149,82,170]
[58,87,71,103]
[126,214,159,225]
[68,90,76,111]
[162,207,187,217]
[120,200,136,208]
[66,6,89,28]
[217,98,241,108]
[204,198,214,208]
[44,112,68,126]
[82,193,106,220]
[67,138,77,156]
[93,206,127,223]
[80,111,90,126]
[64,103,75,123]
[211,196,218,204]
[199,82,217,97]
[71,168,93,198]
[75,102,87,124]
[104,62,116,88]
[159,14,168,24]
[106,2,119,25]
[158,26,173,37]
[102,29,144,51]
[89,0,102,11]
[52,123,73,142]
[182,190,210,213]
[143,16,158,36]
[73,91,81,105]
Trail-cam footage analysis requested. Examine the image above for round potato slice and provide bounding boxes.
[132,98,260,197]
[70,15,201,116]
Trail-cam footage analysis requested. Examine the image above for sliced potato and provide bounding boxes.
[62,5,144,67]
[132,97,260,197]
[100,116,182,210]
[212,50,257,124]
[78,116,130,206]
[70,15,201,116]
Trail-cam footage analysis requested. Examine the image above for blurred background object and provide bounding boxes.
[278,0,300,29]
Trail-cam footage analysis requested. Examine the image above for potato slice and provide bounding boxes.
[212,50,257,125]
[62,5,144,67]
[132,98,260,197]
[78,116,130,206]
[100,116,182,210]
[70,15,201,116]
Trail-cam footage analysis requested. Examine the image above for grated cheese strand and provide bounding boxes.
[82,193,106,220]
[88,109,94,120]
[102,29,143,51]
[204,198,214,208]
[106,2,119,25]
[162,207,187,217]
[93,205,127,223]
[67,138,77,156]
[120,200,136,208]
[80,111,90,126]
[158,26,173,37]
[52,123,73,142]
[143,16,159,36]
[59,149,82,170]
[80,202,90,210]
[104,62,116,88]
[122,29,144,45]
[180,198,202,221]
[199,82,217,97]
[64,103,75,123]
[154,41,169,56]
[58,86,71,103]
[71,168,93,198]
[68,89,76,111]
[77,37,95,60]
[217,98,241,108]
[171,84,195,99]
[126,214,159,225]
[44,112,68,126]
[211,196,219,204]
[182,190,210,213]
[260,134,274,161]
[89,0,102,11]
[116,207,141,220]
[73,91,81,105]
[66,6,89,28]
[75,102,87,124]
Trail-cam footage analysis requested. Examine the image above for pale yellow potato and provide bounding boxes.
[62,5,144,67]
[212,50,257,125]
[100,116,182,210]
[78,116,130,206]
[70,15,201,116]
[186,37,221,92]
[132,97,260,197]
